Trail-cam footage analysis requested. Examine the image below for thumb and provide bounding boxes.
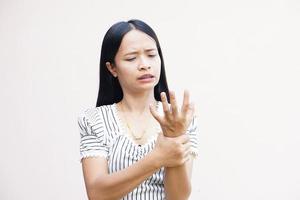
[175,134,190,144]
[149,103,162,123]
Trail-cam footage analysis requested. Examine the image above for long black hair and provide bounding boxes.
[96,19,170,107]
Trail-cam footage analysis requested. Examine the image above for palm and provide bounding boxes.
[150,90,195,137]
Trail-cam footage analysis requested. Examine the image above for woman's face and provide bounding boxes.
[107,29,161,93]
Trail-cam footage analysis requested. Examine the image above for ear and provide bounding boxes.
[106,62,118,78]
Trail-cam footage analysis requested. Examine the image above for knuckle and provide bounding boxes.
[175,148,182,156]
[183,102,189,107]
[179,159,185,165]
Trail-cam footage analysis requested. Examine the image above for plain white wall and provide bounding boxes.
[0,0,299,199]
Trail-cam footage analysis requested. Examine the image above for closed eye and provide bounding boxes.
[125,57,136,61]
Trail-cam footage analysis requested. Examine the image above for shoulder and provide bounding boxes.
[77,104,116,128]
[77,107,99,124]
[77,107,99,136]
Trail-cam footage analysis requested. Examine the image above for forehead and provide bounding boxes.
[118,30,157,53]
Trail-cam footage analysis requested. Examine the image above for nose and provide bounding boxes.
[138,56,151,70]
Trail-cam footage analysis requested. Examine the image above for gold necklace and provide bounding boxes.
[119,101,158,140]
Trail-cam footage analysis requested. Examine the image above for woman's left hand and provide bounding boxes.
[149,90,195,137]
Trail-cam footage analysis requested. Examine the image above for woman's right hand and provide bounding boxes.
[152,132,191,168]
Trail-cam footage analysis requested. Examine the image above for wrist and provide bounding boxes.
[163,132,184,138]
[148,149,163,169]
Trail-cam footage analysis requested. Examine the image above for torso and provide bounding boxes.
[114,102,161,145]
[87,102,166,199]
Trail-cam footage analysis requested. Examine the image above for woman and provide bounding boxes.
[78,19,199,200]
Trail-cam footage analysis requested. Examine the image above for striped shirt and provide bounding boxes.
[77,101,199,200]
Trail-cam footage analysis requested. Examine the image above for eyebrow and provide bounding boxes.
[123,48,157,56]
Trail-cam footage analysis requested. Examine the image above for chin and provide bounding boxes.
[135,84,156,91]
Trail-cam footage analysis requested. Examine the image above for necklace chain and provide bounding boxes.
[119,101,159,140]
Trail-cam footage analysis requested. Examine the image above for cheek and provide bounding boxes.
[116,62,133,75]
[153,61,161,82]
[148,54,160,65]
[153,57,161,73]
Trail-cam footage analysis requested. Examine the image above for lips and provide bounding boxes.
[138,74,154,79]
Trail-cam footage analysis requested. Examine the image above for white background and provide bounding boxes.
[0,0,299,199]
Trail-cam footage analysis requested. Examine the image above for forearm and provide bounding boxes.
[164,161,191,200]
[89,151,161,200]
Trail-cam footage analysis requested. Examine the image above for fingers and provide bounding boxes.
[181,90,196,121]
[182,141,192,163]
[181,89,190,114]
[169,91,178,117]
[183,142,191,154]
[161,91,179,117]
[186,102,195,119]
[160,92,171,119]
[182,152,191,163]
[149,103,163,123]
[180,146,191,164]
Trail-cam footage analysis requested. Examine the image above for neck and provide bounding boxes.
[120,89,157,115]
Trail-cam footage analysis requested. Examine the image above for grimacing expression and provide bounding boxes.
[108,30,161,93]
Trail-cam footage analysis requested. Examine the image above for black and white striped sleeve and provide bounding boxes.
[186,114,200,158]
[77,109,108,162]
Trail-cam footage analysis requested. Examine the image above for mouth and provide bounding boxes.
[138,74,155,80]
